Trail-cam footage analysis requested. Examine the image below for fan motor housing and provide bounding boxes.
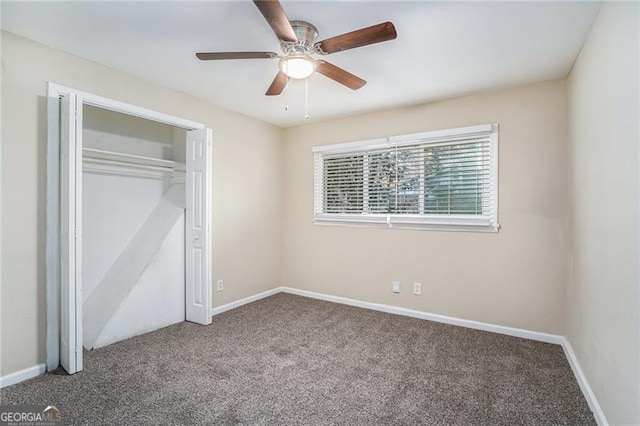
[280,20,318,55]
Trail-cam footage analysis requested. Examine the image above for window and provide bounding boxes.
[313,124,499,231]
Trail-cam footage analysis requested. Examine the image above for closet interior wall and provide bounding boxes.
[81,105,187,349]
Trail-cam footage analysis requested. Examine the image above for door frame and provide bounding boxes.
[46,82,211,371]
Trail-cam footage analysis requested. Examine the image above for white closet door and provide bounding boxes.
[60,92,83,374]
[186,128,212,325]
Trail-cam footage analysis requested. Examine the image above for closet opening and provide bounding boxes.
[81,105,188,350]
[46,84,213,375]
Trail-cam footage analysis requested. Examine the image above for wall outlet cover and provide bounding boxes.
[216,279,224,292]
[413,282,422,295]
[392,281,400,293]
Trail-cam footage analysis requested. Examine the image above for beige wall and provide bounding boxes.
[0,31,283,376]
[282,80,568,335]
[566,2,640,424]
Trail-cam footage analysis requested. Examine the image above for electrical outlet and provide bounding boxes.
[392,281,400,293]
[216,279,224,292]
[413,282,422,295]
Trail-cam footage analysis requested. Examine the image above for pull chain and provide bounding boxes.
[305,79,309,120]
[284,82,289,112]
[284,62,289,112]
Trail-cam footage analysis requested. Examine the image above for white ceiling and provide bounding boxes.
[1,1,600,128]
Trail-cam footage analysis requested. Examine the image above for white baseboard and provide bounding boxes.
[0,364,46,389]
[280,287,564,345]
[211,287,283,317]
[561,338,608,426]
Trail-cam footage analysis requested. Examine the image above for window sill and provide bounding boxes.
[313,214,500,233]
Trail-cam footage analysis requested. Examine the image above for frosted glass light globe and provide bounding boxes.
[279,55,315,80]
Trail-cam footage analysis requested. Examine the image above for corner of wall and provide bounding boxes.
[564,2,640,424]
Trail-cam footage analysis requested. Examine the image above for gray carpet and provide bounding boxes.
[1,293,594,425]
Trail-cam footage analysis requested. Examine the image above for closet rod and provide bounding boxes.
[83,157,177,172]
[82,147,181,169]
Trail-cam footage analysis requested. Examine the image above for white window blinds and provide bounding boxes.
[313,124,499,231]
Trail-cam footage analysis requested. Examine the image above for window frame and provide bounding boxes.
[313,123,500,232]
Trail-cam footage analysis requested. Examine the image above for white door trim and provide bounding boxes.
[47,83,204,130]
[46,82,209,371]
[58,92,83,374]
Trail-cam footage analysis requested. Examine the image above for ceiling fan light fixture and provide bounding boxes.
[279,54,315,80]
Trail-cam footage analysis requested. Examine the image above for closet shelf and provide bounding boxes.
[83,148,185,171]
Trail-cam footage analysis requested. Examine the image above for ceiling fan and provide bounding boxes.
[196,0,397,96]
